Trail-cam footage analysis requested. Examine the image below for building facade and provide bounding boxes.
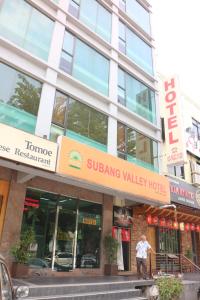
[158,75,200,267]
[0,0,170,276]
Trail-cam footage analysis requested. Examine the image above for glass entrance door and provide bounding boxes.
[53,196,77,271]
[21,188,102,272]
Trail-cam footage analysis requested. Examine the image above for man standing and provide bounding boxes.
[136,235,153,279]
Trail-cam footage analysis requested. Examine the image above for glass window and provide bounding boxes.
[192,119,200,140]
[117,122,158,172]
[117,122,126,154]
[118,68,156,123]
[96,3,111,42]
[69,0,80,18]
[60,31,75,74]
[77,200,102,268]
[73,39,109,95]
[60,32,110,96]
[119,0,150,34]
[0,0,54,60]
[21,188,102,271]
[69,0,111,42]
[118,21,153,75]
[50,91,108,151]
[127,127,136,157]
[125,25,153,75]
[168,165,185,179]
[0,63,42,133]
[52,91,68,127]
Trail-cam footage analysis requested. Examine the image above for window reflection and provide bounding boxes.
[51,91,108,151]
[60,31,110,96]
[118,68,156,123]
[117,122,158,172]
[119,21,153,75]
[0,0,54,60]
[69,0,111,42]
[119,0,151,34]
[0,63,42,133]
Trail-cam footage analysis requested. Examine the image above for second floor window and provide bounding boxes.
[60,31,110,96]
[117,122,158,172]
[51,91,108,152]
[119,21,153,75]
[69,0,111,42]
[0,62,42,134]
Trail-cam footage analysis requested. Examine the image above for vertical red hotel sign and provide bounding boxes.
[163,77,186,165]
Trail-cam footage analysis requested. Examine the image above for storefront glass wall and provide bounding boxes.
[21,189,102,271]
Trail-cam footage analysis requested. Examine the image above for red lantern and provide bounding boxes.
[166,219,173,229]
[153,216,159,225]
[179,222,185,231]
[160,217,166,227]
[112,226,117,239]
[196,225,200,232]
[173,221,179,230]
[185,223,190,231]
[146,215,152,225]
[121,228,131,242]
[190,223,195,231]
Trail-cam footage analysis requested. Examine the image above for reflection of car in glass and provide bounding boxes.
[0,255,29,300]
[28,253,73,272]
[28,258,50,269]
[80,254,97,268]
[54,252,73,268]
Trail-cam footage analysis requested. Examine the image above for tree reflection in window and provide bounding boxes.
[8,74,41,116]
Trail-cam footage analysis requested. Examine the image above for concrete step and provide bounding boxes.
[26,281,141,298]
[121,298,147,300]
[19,288,141,300]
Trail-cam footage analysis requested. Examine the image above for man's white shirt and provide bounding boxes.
[136,241,151,259]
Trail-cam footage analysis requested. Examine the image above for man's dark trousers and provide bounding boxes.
[136,257,147,279]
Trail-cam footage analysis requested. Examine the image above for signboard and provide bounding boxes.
[79,212,101,226]
[168,176,200,208]
[162,77,186,165]
[0,123,57,171]
[57,137,170,204]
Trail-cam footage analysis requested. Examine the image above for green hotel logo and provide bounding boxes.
[68,150,82,170]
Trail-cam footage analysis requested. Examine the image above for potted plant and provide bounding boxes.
[104,235,119,275]
[156,277,183,300]
[11,227,36,277]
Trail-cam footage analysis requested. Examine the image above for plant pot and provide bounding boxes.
[12,262,29,278]
[104,264,118,275]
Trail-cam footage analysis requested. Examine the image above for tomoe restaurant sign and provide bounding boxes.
[0,123,57,171]
[168,176,200,209]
